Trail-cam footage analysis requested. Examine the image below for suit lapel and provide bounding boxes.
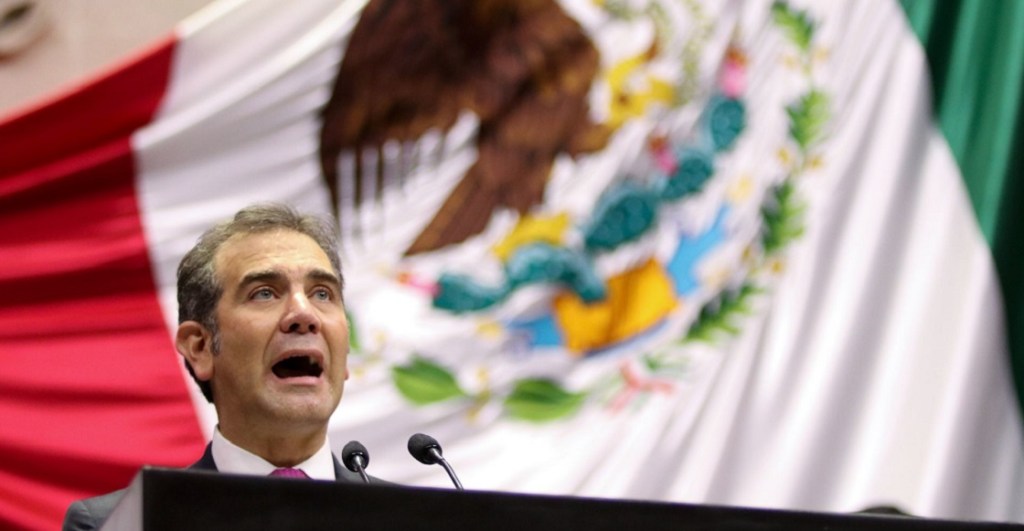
[189,443,218,471]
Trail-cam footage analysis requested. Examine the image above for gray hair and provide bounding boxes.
[177,203,342,402]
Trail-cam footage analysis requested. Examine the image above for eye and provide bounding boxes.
[250,287,276,300]
[312,287,334,301]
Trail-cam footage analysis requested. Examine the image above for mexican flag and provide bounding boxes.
[1,0,1022,529]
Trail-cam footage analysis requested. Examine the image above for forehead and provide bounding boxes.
[212,230,334,284]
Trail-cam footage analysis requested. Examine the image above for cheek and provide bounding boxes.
[331,318,350,372]
[339,312,350,340]
[222,314,273,347]
[211,322,266,376]
[329,312,350,346]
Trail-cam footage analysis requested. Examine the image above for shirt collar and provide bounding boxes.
[211,427,336,480]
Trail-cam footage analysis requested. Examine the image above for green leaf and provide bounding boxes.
[762,180,807,255]
[787,90,830,151]
[685,283,761,343]
[641,352,690,377]
[770,1,815,53]
[392,357,467,405]
[503,379,586,422]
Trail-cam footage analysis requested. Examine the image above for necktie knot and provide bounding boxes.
[269,467,309,479]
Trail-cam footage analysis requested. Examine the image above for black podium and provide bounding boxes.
[100,467,1023,530]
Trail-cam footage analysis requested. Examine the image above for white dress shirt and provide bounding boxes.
[211,428,337,480]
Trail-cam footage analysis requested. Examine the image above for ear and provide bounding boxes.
[176,320,215,381]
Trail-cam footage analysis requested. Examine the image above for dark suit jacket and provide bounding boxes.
[62,444,384,531]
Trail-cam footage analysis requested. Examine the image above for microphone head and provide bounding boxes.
[407,433,442,465]
[341,440,369,472]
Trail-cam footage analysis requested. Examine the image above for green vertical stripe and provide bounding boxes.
[900,0,1024,408]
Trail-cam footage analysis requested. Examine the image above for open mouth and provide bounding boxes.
[271,355,324,379]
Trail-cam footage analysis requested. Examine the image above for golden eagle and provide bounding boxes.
[318,0,610,255]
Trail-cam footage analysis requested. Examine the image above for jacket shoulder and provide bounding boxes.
[62,489,126,531]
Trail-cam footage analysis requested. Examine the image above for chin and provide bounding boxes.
[266,394,338,424]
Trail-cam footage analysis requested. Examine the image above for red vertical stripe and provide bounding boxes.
[0,37,205,530]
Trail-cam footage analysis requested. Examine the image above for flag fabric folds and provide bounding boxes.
[0,0,1022,529]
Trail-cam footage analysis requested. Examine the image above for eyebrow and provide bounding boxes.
[238,268,343,292]
[308,268,344,292]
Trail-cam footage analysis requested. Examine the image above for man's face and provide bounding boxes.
[197,229,349,438]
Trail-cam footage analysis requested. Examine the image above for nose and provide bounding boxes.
[281,292,320,334]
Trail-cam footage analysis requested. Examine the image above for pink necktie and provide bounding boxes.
[269,467,309,479]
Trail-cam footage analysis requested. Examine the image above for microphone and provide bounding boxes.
[407,433,464,490]
[341,440,371,484]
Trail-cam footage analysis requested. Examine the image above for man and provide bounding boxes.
[64,203,385,530]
